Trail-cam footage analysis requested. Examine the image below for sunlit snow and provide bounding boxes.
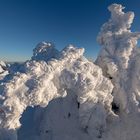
[0,3,140,140]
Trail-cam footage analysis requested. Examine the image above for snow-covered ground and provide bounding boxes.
[0,3,140,140]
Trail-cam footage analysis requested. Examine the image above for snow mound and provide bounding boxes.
[0,43,113,140]
[96,3,140,140]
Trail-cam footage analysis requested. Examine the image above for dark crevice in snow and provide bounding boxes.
[77,101,80,109]
[109,76,113,80]
[68,112,71,118]
[111,102,120,115]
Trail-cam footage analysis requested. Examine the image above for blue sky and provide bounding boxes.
[0,0,140,62]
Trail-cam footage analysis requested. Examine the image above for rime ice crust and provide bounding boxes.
[31,42,60,61]
[1,3,140,140]
[0,43,113,140]
[96,4,140,140]
[96,3,140,110]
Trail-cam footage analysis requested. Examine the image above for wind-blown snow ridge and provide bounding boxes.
[0,42,113,140]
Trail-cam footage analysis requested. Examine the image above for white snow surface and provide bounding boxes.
[0,3,140,140]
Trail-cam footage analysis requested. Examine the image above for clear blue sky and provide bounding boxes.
[0,0,140,62]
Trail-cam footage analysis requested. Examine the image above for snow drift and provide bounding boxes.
[0,3,140,140]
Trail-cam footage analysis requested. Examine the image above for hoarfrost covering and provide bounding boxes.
[32,42,59,61]
[0,42,113,140]
[96,3,140,140]
[1,3,140,140]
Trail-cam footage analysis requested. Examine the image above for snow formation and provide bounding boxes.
[0,3,140,140]
[0,42,113,140]
[96,3,140,140]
